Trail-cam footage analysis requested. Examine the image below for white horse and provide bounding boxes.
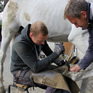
[0,0,92,92]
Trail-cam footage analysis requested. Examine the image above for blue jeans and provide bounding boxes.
[46,87,70,93]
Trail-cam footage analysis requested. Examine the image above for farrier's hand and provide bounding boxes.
[54,43,65,55]
[70,64,81,72]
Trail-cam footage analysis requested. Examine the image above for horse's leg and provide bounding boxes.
[0,28,18,93]
[80,78,89,93]
[0,1,19,92]
[0,21,19,93]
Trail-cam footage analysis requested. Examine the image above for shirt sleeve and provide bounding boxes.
[78,28,93,69]
[78,50,93,69]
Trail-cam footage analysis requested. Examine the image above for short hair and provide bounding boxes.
[30,21,48,36]
[64,0,88,19]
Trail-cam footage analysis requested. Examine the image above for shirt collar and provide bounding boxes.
[88,2,93,24]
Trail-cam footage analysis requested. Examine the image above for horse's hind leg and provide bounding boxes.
[0,32,12,93]
[0,1,19,92]
[0,16,20,92]
[0,26,19,93]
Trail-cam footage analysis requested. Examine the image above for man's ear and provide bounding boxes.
[81,11,87,18]
[29,33,33,38]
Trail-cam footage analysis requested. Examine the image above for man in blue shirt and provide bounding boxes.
[64,0,93,72]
